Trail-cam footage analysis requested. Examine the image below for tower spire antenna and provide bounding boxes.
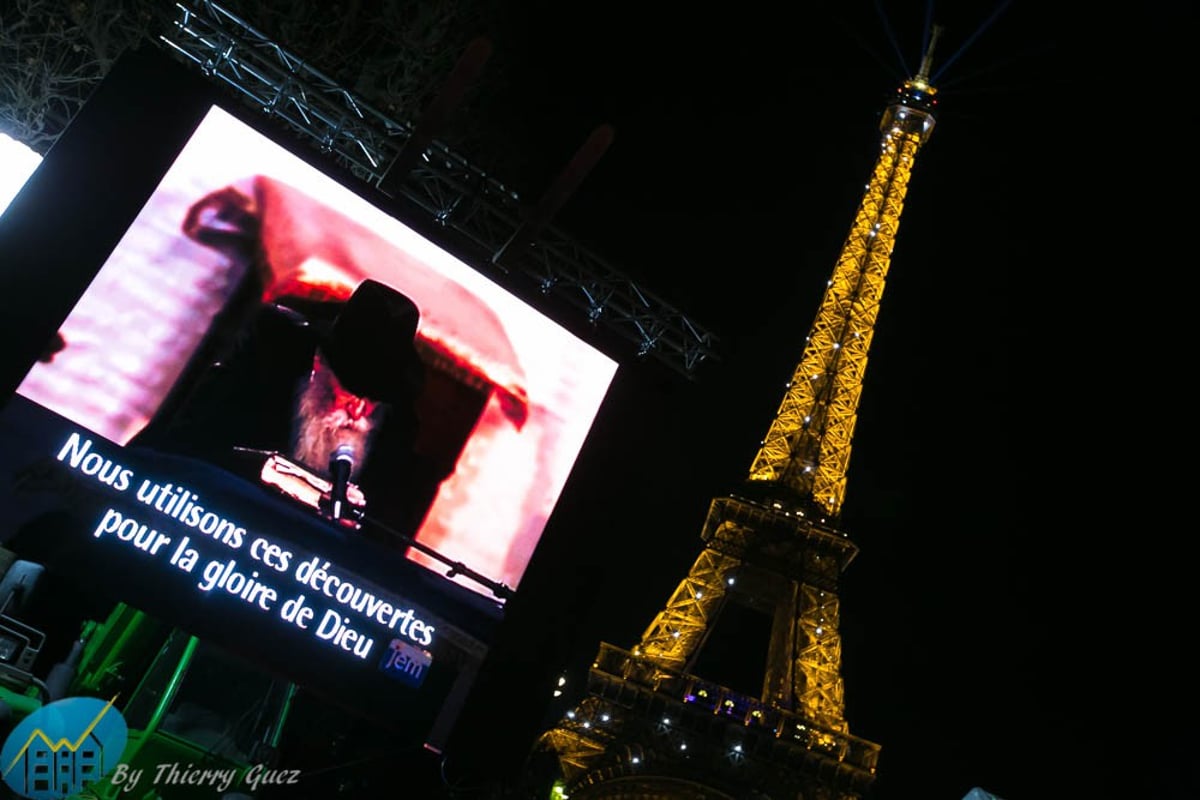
[916,23,944,85]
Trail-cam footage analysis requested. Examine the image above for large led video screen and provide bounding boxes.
[13,104,616,594]
[0,96,616,721]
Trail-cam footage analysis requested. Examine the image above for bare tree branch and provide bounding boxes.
[0,0,160,152]
[0,0,510,163]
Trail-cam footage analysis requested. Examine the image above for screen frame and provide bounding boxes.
[0,40,622,669]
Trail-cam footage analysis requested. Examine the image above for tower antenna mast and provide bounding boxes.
[916,24,944,87]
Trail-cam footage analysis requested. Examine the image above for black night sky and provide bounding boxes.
[0,2,1191,799]
[460,3,1190,800]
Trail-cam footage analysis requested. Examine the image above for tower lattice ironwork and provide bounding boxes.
[532,31,943,800]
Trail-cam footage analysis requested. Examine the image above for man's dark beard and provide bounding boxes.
[291,366,384,480]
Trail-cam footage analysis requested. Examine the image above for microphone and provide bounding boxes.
[329,443,355,521]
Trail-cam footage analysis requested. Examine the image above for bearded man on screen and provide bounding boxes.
[129,279,435,539]
[291,350,384,485]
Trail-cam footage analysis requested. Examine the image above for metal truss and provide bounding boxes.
[537,642,879,799]
[747,102,935,517]
[156,0,719,377]
[636,496,856,736]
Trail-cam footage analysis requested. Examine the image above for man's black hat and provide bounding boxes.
[316,280,425,404]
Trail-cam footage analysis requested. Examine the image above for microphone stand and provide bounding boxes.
[356,511,515,602]
[237,448,514,601]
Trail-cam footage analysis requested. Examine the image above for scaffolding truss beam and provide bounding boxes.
[157,0,720,378]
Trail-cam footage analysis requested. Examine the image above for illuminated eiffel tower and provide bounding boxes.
[531,28,945,800]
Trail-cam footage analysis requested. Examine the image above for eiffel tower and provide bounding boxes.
[531,27,946,800]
